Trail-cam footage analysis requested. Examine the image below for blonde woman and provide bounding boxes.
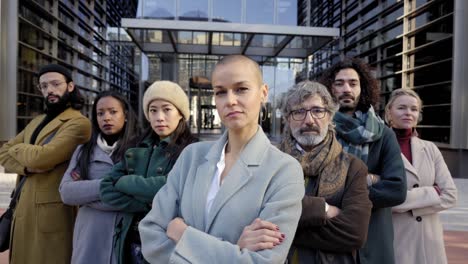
[385,88,457,264]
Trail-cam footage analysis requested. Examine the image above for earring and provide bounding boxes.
[260,103,267,122]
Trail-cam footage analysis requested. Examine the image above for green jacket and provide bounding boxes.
[100,136,179,264]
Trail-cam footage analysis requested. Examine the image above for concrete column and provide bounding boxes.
[451,0,468,149]
[0,0,18,141]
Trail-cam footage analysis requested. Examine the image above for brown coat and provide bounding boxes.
[0,108,91,264]
[392,137,457,264]
[291,154,372,263]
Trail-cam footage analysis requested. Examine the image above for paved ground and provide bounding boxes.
[1,166,467,263]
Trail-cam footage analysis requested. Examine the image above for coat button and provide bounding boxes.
[413,184,419,188]
[157,167,163,173]
[128,169,135,173]
[416,216,422,222]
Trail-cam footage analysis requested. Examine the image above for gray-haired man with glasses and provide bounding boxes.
[0,63,91,263]
[236,81,372,263]
[279,81,372,263]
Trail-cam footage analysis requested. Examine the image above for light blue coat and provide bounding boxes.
[139,127,305,264]
[60,145,119,264]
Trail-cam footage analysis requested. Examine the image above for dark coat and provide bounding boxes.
[290,155,372,264]
[99,136,189,264]
[339,126,406,264]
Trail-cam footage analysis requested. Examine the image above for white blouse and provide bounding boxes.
[205,142,227,226]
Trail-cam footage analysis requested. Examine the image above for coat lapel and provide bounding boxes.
[402,153,418,180]
[191,133,228,231]
[35,108,76,145]
[409,137,426,181]
[205,127,268,232]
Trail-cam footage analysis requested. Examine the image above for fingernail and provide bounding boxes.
[281,233,285,238]
[275,225,280,231]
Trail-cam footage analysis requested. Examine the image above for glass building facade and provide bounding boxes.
[1,0,141,136]
[131,0,311,139]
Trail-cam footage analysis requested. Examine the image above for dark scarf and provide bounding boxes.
[280,129,350,198]
[29,104,68,144]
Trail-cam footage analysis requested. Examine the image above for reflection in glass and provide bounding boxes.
[246,0,274,25]
[179,0,209,21]
[251,35,275,48]
[141,0,175,19]
[213,0,241,23]
[179,31,192,44]
[277,0,298,25]
[193,32,208,45]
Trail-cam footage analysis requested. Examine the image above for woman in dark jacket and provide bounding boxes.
[99,81,197,264]
[60,90,139,264]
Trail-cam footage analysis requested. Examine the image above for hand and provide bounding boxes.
[326,205,341,219]
[26,167,49,174]
[367,173,381,186]
[237,218,284,252]
[434,184,441,196]
[71,171,82,181]
[167,217,187,243]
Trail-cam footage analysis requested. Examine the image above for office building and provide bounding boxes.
[0,0,141,139]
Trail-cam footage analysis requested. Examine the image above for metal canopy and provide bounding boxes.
[122,18,339,58]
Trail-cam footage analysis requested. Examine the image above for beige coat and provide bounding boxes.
[392,136,457,264]
[0,108,91,264]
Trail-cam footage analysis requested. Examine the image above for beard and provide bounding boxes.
[291,124,328,148]
[45,90,70,115]
[338,94,359,113]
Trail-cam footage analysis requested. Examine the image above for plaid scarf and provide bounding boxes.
[334,106,385,163]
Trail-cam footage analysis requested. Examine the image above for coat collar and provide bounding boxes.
[91,145,113,164]
[403,137,426,180]
[204,126,269,166]
[35,108,81,144]
[191,126,270,232]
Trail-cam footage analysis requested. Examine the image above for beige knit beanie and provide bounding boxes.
[143,81,190,121]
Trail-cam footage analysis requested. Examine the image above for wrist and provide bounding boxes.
[367,174,373,187]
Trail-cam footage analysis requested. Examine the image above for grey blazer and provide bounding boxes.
[139,127,305,264]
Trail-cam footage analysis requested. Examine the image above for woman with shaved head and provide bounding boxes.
[139,55,304,263]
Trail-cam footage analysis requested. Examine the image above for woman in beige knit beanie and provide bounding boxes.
[99,80,196,263]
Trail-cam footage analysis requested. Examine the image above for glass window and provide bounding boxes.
[383,6,403,27]
[246,0,274,25]
[179,0,209,21]
[413,59,452,86]
[414,38,452,67]
[419,105,451,127]
[382,24,402,42]
[414,83,451,105]
[277,0,298,25]
[418,127,450,144]
[213,0,241,23]
[141,0,176,19]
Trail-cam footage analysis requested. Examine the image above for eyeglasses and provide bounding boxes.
[290,107,328,121]
[37,81,66,92]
